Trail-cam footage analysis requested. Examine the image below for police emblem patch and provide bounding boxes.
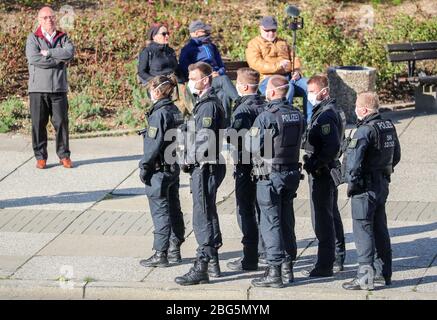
[148,126,158,139]
[249,127,260,137]
[321,124,331,135]
[202,117,212,128]
[348,138,358,148]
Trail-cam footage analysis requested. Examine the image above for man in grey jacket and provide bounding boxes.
[26,6,75,169]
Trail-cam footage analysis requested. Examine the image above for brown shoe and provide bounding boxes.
[36,159,47,169]
[60,158,73,168]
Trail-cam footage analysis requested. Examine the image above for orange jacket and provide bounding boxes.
[245,36,301,81]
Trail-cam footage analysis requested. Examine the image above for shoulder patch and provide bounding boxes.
[148,126,158,139]
[321,124,331,135]
[249,127,260,137]
[202,117,212,128]
[348,138,358,148]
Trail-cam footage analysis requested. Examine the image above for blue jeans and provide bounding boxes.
[259,76,312,122]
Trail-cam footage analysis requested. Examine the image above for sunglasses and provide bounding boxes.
[159,32,170,36]
[262,29,277,33]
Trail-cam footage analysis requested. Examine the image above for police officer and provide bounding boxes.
[175,62,226,285]
[302,74,346,277]
[138,74,186,268]
[248,75,304,288]
[343,92,401,290]
[226,67,266,272]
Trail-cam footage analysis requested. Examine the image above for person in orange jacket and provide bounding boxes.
[246,16,312,121]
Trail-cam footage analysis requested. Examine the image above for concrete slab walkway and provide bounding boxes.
[0,108,436,299]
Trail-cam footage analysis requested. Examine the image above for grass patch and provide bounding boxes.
[0,97,28,133]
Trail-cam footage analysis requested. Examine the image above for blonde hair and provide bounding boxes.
[268,75,289,96]
[308,74,329,90]
[356,91,379,112]
[237,67,260,85]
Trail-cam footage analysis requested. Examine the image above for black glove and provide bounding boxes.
[303,155,317,174]
[139,165,152,186]
[181,164,194,174]
[347,181,364,197]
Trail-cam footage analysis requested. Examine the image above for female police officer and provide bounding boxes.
[139,74,186,268]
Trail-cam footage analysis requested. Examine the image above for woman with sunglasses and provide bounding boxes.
[138,23,182,86]
[138,74,186,268]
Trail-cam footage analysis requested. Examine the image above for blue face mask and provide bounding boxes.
[194,35,211,43]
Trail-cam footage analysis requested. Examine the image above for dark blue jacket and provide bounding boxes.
[345,112,401,186]
[229,94,266,164]
[139,98,184,169]
[303,98,343,169]
[179,38,225,81]
[247,98,304,165]
[186,88,225,165]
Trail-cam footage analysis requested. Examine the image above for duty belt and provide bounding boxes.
[253,163,302,181]
[271,163,300,172]
[156,162,175,173]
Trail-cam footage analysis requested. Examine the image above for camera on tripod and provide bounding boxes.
[283,5,304,31]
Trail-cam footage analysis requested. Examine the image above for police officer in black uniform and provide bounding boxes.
[302,74,346,277]
[343,92,401,290]
[226,67,266,272]
[248,75,304,288]
[138,74,186,268]
[175,62,226,286]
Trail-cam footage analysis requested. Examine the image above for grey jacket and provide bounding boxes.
[25,26,75,93]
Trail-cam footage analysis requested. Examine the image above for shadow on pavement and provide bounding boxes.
[0,187,142,208]
[382,108,434,124]
[72,155,142,168]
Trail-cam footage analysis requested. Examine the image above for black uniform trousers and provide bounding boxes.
[29,92,70,160]
[145,167,185,252]
[235,164,265,263]
[257,170,301,266]
[333,187,346,256]
[191,164,226,262]
[351,173,392,279]
[309,171,337,269]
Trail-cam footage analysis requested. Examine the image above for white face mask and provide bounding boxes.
[308,87,328,106]
[150,81,171,103]
[236,82,258,97]
[265,84,289,101]
[188,74,210,96]
[150,91,157,103]
[355,106,366,120]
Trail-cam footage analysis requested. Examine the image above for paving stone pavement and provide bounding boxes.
[0,108,436,299]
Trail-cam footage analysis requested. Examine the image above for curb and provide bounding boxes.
[1,279,436,300]
[67,129,139,140]
[0,129,139,142]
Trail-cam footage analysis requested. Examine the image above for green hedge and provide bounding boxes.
[1,0,436,133]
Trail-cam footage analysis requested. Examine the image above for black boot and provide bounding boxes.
[302,265,333,277]
[175,260,209,286]
[168,241,182,263]
[333,252,345,273]
[227,257,258,271]
[139,251,169,268]
[342,265,375,290]
[281,257,294,284]
[252,265,284,288]
[208,253,221,278]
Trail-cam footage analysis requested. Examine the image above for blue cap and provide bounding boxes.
[260,16,277,29]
